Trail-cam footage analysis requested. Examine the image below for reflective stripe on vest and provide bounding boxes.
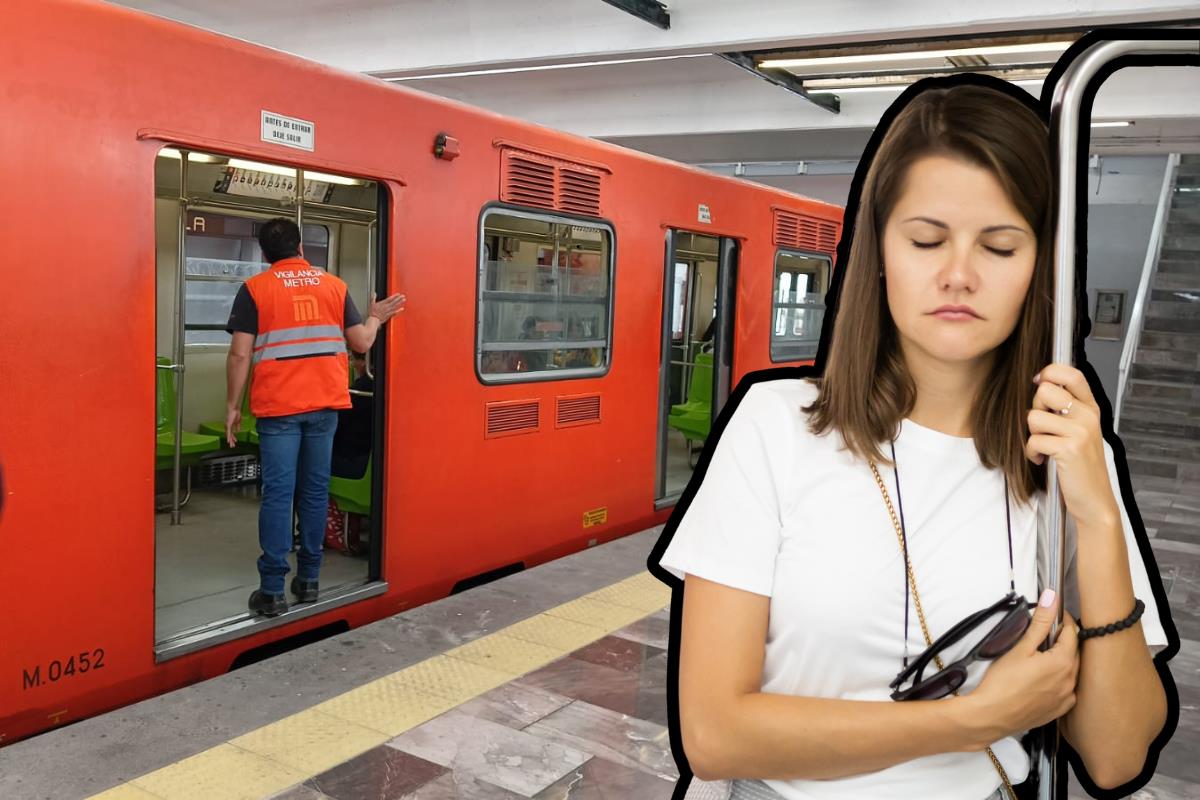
[255,324,344,348]
[253,339,347,364]
[252,323,347,364]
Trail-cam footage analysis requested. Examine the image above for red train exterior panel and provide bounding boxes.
[0,0,842,745]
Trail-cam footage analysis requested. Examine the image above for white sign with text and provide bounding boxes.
[261,110,315,151]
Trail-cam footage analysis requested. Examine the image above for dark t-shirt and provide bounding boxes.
[225,284,364,335]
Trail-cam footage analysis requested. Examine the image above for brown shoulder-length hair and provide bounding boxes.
[802,80,1055,506]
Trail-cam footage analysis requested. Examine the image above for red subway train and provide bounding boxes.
[0,0,842,745]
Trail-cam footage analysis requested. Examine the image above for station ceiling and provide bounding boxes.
[110,0,1200,205]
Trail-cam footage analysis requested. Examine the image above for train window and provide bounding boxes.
[670,262,689,342]
[183,214,329,345]
[770,250,831,362]
[478,209,614,382]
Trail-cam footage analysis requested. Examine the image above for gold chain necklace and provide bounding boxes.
[868,460,1018,800]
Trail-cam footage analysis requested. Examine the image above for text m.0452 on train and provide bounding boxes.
[22,649,105,690]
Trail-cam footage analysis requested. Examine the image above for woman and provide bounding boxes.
[656,79,1170,800]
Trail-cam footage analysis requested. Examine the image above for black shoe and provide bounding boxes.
[249,590,288,617]
[290,577,319,603]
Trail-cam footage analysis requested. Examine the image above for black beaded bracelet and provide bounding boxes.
[1078,598,1145,641]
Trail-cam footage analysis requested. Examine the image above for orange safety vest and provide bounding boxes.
[245,257,352,418]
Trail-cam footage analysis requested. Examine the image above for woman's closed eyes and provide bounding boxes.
[909,239,1017,258]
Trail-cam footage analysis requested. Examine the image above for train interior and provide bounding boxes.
[771,250,831,363]
[479,210,612,380]
[153,148,383,648]
[662,232,721,498]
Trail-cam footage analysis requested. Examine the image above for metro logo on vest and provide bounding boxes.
[293,295,320,322]
[245,257,352,418]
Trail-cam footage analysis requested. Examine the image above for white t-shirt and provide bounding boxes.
[656,377,1169,800]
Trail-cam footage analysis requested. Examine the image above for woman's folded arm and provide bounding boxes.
[680,573,993,781]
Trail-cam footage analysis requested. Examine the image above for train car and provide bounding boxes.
[0,0,842,746]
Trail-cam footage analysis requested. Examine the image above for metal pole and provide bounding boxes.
[296,167,305,231]
[170,151,190,525]
[713,237,737,422]
[366,219,377,379]
[1038,36,1199,800]
[656,231,677,501]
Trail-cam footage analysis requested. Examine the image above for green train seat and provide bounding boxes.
[156,357,221,471]
[669,350,714,445]
[199,381,256,446]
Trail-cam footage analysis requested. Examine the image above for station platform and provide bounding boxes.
[0,526,687,800]
[3,519,1197,800]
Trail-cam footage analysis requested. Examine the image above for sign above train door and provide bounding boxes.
[260,110,315,151]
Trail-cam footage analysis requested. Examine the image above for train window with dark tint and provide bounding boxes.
[771,250,831,362]
[478,209,613,382]
[182,213,328,345]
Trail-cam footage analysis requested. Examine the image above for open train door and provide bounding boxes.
[152,148,390,659]
[655,229,738,507]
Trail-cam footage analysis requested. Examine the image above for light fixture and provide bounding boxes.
[809,77,1045,95]
[384,53,709,81]
[808,85,914,94]
[158,148,220,163]
[226,158,365,186]
[1090,120,1133,128]
[805,69,1048,91]
[227,157,296,177]
[701,160,860,177]
[760,41,1073,70]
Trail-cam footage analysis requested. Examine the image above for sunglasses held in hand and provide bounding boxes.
[890,592,1040,701]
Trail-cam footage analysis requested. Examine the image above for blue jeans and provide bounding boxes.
[256,410,338,595]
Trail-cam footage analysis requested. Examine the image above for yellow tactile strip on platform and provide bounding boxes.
[88,785,163,800]
[312,675,461,737]
[132,744,307,800]
[446,631,564,675]
[588,570,672,612]
[88,571,670,800]
[228,709,390,775]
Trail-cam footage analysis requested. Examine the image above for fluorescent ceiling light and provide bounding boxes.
[811,77,1046,95]
[805,69,1048,90]
[227,158,298,177]
[159,148,220,163]
[761,41,1073,70]
[386,53,709,81]
[1090,120,1133,127]
[810,85,913,94]
[226,158,364,186]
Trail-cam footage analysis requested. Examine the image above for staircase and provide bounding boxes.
[1118,154,1200,515]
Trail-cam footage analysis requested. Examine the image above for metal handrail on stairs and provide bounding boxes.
[1114,153,1181,434]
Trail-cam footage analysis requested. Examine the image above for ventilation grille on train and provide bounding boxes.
[485,400,540,438]
[556,394,601,428]
[501,149,604,217]
[773,209,839,253]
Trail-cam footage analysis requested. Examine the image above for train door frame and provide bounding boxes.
[152,146,392,661]
[655,229,738,508]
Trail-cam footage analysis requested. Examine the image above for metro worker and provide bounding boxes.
[225,217,405,617]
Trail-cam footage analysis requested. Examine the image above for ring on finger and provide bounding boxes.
[1059,400,1073,416]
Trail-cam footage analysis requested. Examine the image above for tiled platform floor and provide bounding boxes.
[238,604,1200,800]
[273,617,678,800]
[3,510,1197,799]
